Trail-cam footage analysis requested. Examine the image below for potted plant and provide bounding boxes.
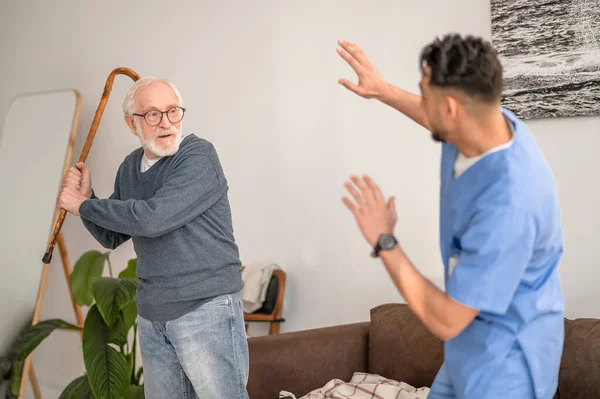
[11,251,144,399]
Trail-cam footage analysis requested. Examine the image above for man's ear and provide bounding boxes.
[446,96,461,121]
[125,115,137,136]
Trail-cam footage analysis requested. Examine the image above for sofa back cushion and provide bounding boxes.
[558,317,600,398]
[370,304,600,398]
[369,303,444,388]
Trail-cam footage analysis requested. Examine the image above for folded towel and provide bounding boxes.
[242,263,278,313]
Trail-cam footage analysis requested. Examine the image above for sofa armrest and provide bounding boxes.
[248,322,370,398]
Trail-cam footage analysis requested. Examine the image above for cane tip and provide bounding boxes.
[42,253,52,264]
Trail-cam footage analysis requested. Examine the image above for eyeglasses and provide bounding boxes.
[132,106,186,126]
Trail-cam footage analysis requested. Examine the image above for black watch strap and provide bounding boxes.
[371,243,382,258]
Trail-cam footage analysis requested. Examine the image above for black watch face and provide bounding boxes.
[380,235,396,249]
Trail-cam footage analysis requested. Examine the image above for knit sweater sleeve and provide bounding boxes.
[79,153,223,238]
[81,166,132,249]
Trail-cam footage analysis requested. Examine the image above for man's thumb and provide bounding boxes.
[387,196,396,213]
[76,162,87,171]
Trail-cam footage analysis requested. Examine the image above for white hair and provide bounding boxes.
[122,76,183,115]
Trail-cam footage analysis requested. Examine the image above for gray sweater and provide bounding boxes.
[79,134,243,321]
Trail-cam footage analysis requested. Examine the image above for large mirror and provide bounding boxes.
[0,89,80,397]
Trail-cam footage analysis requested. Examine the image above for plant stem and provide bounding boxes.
[132,322,138,384]
[106,256,114,278]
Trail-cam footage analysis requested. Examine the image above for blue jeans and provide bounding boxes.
[138,291,249,399]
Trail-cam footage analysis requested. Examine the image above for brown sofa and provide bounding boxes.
[248,303,600,398]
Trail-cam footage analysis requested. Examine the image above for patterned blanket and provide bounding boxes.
[279,372,430,399]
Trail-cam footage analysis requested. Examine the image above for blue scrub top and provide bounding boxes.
[439,108,565,398]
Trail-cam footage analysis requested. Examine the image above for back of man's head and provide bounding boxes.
[419,34,503,104]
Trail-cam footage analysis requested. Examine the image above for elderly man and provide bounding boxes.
[57,77,249,399]
[338,34,564,398]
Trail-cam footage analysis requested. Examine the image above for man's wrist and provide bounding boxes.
[380,245,409,272]
[77,195,92,217]
[375,82,393,103]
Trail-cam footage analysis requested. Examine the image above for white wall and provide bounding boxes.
[1,0,598,396]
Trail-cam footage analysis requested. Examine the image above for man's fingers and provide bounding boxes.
[64,175,81,186]
[337,40,357,59]
[363,175,383,203]
[338,40,363,65]
[340,41,376,73]
[350,175,374,203]
[64,167,83,188]
[342,196,359,216]
[65,172,82,184]
[75,162,89,173]
[65,171,81,180]
[62,186,77,196]
[388,196,397,216]
[64,180,80,189]
[337,45,362,74]
[346,41,370,66]
[57,191,68,209]
[68,166,82,176]
[359,46,374,66]
[344,181,366,207]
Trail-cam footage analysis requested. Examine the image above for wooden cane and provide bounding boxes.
[42,68,140,264]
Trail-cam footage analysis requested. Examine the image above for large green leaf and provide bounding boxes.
[83,305,129,399]
[59,375,94,399]
[10,319,82,395]
[15,319,82,360]
[71,251,109,306]
[122,301,138,332]
[92,278,138,327]
[10,360,23,396]
[108,315,129,347]
[125,385,145,399]
[118,258,138,279]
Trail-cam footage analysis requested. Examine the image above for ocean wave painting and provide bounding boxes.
[491,0,600,119]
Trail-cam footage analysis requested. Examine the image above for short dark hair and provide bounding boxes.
[419,34,503,103]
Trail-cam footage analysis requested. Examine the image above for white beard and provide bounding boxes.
[135,122,183,157]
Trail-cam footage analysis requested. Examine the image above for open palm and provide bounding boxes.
[337,40,387,99]
[342,175,397,246]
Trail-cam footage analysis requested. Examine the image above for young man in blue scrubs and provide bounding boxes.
[337,34,565,398]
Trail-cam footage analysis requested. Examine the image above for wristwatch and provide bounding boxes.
[371,234,398,257]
